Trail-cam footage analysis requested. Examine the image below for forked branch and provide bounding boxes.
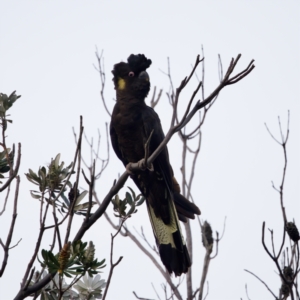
[129,54,255,173]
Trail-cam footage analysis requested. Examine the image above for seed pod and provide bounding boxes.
[58,242,71,274]
[280,283,290,297]
[202,221,213,247]
[283,266,294,282]
[285,222,300,242]
[68,183,79,204]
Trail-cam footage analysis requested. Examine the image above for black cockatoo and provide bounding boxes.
[110,54,200,276]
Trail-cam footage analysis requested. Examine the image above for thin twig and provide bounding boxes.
[244,269,278,299]
[128,55,255,176]
[133,226,158,254]
[261,222,288,285]
[265,111,290,224]
[144,130,154,170]
[64,117,84,244]
[0,184,10,216]
[269,229,276,257]
[102,221,125,300]
[210,232,219,260]
[152,282,162,300]
[150,86,163,109]
[203,282,209,300]
[0,175,20,277]
[94,48,111,117]
[86,160,96,220]
[198,244,213,300]
[133,291,155,300]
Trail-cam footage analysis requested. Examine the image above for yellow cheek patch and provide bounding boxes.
[118,78,126,90]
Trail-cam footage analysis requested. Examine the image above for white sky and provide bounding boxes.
[0,1,299,299]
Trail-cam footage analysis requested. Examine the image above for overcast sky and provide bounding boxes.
[1,1,299,299]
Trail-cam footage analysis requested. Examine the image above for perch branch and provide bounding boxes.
[0,175,20,277]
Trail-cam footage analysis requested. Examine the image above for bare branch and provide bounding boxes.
[152,282,162,300]
[23,267,36,292]
[245,284,251,300]
[102,221,125,300]
[210,232,220,260]
[73,170,130,242]
[264,123,281,145]
[269,229,276,257]
[133,291,155,300]
[277,225,286,261]
[261,222,288,287]
[203,282,209,300]
[128,55,255,176]
[133,226,158,255]
[144,130,154,171]
[123,227,183,300]
[265,111,290,224]
[226,58,255,84]
[198,244,213,300]
[150,86,163,109]
[218,54,223,82]
[244,269,278,299]
[94,48,111,117]
[101,252,123,300]
[0,175,20,277]
[86,160,96,220]
[52,209,62,251]
[0,184,10,216]
[64,117,83,244]
[184,220,193,299]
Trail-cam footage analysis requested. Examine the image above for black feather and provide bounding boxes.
[127,54,152,73]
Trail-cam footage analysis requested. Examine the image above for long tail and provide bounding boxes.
[146,195,191,276]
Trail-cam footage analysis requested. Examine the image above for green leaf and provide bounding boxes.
[54,154,61,168]
[39,167,47,178]
[0,151,6,161]
[114,194,120,206]
[136,196,145,206]
[98,258,106,266]
[127,186,136,199]
[126,192,133,205]
[0,166,10,173]
[119,199,127,213]
[41,249,49,261]
[30,191,41,199]
[66,181,72,188]
[75,190,88,206]
[127,202,136,216]
[48,252,60,267]
[63,272,72,278]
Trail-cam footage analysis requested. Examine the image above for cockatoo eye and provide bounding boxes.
[128,71,135,77]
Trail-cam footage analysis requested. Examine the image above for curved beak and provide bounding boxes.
[138,71,149,81]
